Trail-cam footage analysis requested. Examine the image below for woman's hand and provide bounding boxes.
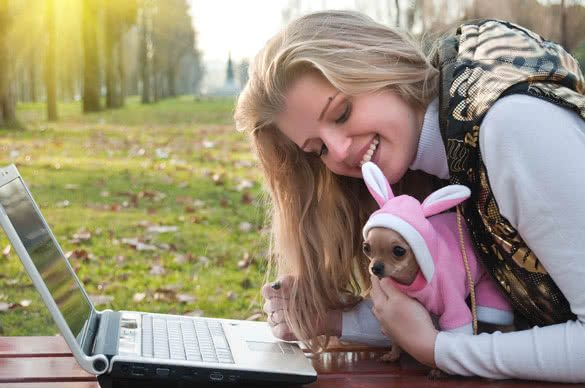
[370,275,438,367]
[261,275,342,340]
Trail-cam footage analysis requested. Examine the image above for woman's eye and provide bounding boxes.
[318,143,328,157]
[335,102,351,124]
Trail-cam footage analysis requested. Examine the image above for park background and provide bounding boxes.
[1,0,585,336]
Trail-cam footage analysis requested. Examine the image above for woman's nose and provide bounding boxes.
[322,129,351,163]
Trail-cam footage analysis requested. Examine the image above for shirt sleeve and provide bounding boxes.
[340,299,393,346]
[435,94,585,382]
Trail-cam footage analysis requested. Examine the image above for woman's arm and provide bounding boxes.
[340,298,394,346]
[434,94,585,382]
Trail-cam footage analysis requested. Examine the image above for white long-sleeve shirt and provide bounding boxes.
[340,95,585,382]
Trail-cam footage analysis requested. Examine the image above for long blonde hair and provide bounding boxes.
[234,10,440,353]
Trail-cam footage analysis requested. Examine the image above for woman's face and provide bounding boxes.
[275,72,425,184]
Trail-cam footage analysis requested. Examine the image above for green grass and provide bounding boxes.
[0,96,270,336]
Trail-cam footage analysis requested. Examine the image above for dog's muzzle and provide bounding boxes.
[371,261,385,279]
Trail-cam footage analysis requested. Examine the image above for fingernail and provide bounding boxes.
[271,281,281,290]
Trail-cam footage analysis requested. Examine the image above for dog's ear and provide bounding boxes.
[422,185,470,218]
[362,162,394,207]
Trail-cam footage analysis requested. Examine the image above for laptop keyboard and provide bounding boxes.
[141,315,234,363]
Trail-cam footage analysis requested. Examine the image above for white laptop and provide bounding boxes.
[0,164,317,386]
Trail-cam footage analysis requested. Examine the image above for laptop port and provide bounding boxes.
[209,372,224,381]
[131,366,147,376]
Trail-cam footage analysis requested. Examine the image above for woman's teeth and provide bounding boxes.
[360,136,379,166]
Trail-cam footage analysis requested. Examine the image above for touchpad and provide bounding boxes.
[246,341,284,353]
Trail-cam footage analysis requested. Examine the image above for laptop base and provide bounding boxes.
[97,369,313,387]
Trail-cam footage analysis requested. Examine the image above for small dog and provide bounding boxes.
[361,162,515,368]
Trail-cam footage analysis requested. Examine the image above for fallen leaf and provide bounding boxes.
[2,245,11,256]
[241,192,253,205]
[198,256,209,265]
[240,278,252,289]
[176,294,197,303]
[133,293,146,302]
[64,184,79,190]
[149,265,166,276]
[89,295,114,305]
[236,180,254,192]
[227,291,236,301]
[202,139,216,149]
[122,238,157,251]
[56,200,70,208]
[147,225,179,233]
[212,173,224,185]
[184,310,204,317]
[239,222,253,232]
[238,252,253,269]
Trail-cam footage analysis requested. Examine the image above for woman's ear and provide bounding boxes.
[422,185,471,218]
[362,162,394,207]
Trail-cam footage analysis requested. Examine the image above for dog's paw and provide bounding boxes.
[379,345,401,363]
[427,368,448,379]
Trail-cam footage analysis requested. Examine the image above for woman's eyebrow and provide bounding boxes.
[318,92,340,120]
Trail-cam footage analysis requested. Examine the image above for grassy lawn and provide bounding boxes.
[0,96,270,336]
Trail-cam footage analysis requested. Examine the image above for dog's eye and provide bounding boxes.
[362,242,371,256]
[393,246,406,257]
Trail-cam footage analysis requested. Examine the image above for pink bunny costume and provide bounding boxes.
[362,162,513,333]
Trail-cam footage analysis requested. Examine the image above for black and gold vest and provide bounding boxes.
[434,20,585,326]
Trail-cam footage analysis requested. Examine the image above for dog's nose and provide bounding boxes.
[371,261,385,278]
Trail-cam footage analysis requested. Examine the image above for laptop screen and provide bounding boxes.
[0,178,91,343]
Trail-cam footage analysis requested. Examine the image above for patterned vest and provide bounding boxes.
[434,20,584,326]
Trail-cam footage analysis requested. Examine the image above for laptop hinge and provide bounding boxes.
[92,310,121,357]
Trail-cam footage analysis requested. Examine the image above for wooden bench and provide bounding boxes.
[0,336,570,387]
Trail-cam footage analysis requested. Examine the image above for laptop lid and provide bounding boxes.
[0,164,108,374]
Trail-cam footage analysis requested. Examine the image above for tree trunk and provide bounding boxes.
[394,0,400,27]
[105,5,117,109]
[560,0,568,50]
[46,0,58,121]
[82,0,100,112]
[167,67,176,97]
[118,36,126,107]
[140,8,150,104]
[29,61,37,103]
[0,0,18,128]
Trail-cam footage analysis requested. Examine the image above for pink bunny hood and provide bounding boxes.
[361,162,471,283]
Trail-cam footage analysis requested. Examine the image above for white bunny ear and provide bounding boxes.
[422,185,471,218]
[361,162,394,207]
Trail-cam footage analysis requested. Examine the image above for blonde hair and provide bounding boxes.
[234,10,440,353]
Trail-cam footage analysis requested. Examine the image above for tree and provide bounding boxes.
[104,0,138,108]
[0,0,18,128]
[82,0,101,112]
[45,0,58,121]
[238,58,249,88]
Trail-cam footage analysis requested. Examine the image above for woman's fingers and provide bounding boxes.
[263,298,287,314]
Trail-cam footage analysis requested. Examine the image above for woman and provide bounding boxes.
[234,10,585,382]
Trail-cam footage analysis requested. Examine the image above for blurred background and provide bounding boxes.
[1,0,585,336]
[1,0,585,126]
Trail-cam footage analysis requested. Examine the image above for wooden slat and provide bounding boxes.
[0,357,94,383]
[1,383,99,388]
[0,336,71,357]
[0,337,576,387]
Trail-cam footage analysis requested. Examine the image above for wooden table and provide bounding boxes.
[0,336,572,387]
